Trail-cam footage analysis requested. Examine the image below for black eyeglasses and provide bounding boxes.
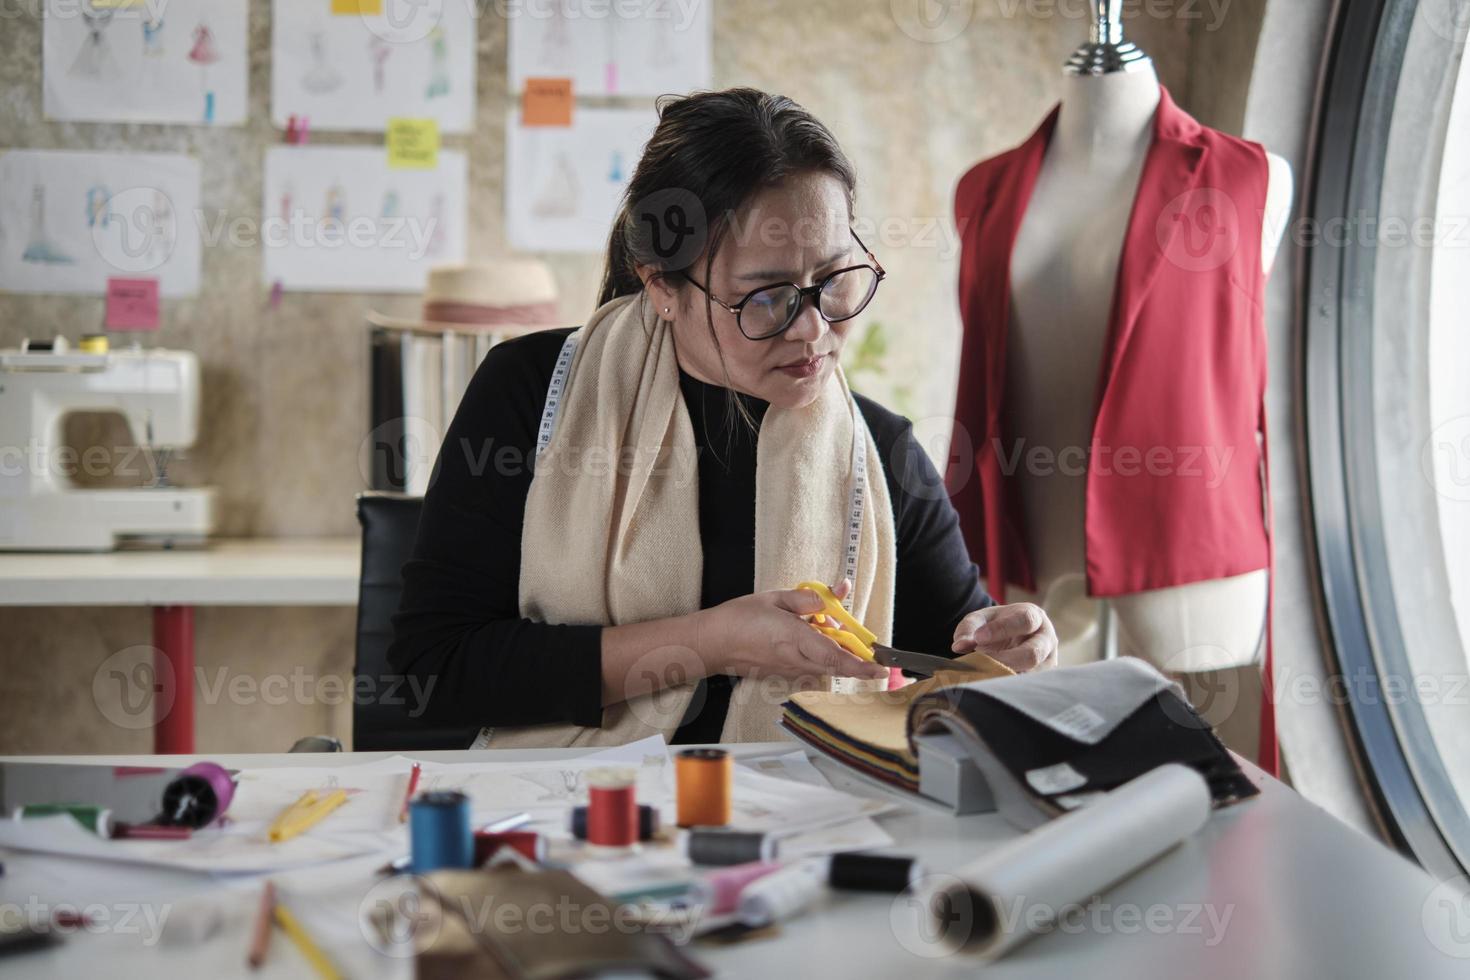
[682,230,886,341]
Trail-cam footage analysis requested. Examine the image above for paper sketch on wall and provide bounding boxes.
[369,37,391,94]
[425,26,449,99]
[532,153,580,220]
[68,8,119,79]
[261,146,467,292]
[301,31,343,94]
[507,0,710,96]
[141,15,165,58]
[0,149,201,296]
[44,0,247,126]
[270,0,477,133]
[507,108,657,253]
[21,186,76,265]
[187,15,222,122]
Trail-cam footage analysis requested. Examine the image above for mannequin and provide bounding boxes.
[1005,1,1293,673]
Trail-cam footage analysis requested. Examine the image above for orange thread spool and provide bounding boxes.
[676,748,733,828]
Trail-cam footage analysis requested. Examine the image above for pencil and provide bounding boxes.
[399,762,422,824]
[246,879,276,969]
[273,900,342,980]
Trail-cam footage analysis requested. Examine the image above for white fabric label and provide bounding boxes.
[1046,703,1109,741]
[1053,790,1106,811]
[1025,761,1088,795]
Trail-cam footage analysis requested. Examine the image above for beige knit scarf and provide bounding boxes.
[480,291,895,748]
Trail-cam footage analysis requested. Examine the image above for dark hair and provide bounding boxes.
[598,88,858,434]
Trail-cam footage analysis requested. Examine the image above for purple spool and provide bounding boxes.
[159,762,235,827]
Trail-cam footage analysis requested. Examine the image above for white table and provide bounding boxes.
[2,743,1464,978]
[0,539,360,753]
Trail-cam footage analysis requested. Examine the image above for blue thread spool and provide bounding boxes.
[410,790,473,874]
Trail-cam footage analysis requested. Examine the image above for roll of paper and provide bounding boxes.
[912,763,1211,961]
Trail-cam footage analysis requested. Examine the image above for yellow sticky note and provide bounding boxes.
[387,118,439,170]
[332,0,383,13]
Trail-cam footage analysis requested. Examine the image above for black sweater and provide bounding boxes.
[388,326,993,740]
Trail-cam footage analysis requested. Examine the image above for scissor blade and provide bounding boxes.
[871,645,980,677]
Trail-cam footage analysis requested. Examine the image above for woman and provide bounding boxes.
[389,88,1057,748]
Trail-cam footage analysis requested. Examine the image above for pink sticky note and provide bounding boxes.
[105,277,160,330]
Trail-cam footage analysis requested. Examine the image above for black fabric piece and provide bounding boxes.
[388,325,993,736]
[945,686,1258,807]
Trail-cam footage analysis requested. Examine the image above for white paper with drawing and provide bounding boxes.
[0,766,406,873]
[261,145,467,292]
[0,149,201,296]
[409,739,892,853]
[270,0,477,132]
[505,108,658,253]
[507,0,710,96]
[43,0,249,126]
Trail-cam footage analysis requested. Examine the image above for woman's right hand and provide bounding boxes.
[694,585,891,683]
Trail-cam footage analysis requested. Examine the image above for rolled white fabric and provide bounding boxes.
[913,764,1211,961]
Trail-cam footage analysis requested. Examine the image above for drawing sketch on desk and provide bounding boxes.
[417,752,669,818]
[0,765,409,874]
[723,755,897,857]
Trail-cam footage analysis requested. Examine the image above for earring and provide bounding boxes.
[663,307,670,315]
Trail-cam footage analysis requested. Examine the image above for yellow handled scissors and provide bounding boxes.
[796,580,879,662]
[795,580,988,677]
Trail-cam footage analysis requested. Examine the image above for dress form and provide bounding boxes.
[1005,17,1292,673]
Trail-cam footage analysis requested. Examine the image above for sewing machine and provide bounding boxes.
[0,339,214,550]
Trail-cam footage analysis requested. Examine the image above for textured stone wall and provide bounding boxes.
[0,1,1258,753]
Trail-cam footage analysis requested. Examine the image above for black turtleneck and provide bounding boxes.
[389,326,992,741]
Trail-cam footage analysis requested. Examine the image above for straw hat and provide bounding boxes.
[368,261,561,333]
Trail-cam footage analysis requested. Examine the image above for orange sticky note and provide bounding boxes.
[332,0,382,13]
[522,78,573,127]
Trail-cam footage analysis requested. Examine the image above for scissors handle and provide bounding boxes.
[813,624,876,662]
[795,580,878,661]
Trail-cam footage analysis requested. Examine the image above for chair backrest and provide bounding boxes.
[353,492,476,750]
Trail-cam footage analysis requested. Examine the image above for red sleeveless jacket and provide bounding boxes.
[944,87,1277,770]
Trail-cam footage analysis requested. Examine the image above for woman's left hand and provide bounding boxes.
[951,602,1058,673]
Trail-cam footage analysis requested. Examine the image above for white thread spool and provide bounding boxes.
[737,859,827,927]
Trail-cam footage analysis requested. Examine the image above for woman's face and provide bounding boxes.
[649,172,859,410]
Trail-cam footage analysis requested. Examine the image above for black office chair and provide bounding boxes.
[353,491,478,750]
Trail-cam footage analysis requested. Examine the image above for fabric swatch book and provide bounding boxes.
[781,651,1014,791]
[782,657,1259,827]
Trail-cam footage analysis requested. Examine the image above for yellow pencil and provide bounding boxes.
[268,789,349,843]
[273,901,343,980]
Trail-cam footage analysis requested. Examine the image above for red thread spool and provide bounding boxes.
[473,830,545,865]
[585,767,638,849]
